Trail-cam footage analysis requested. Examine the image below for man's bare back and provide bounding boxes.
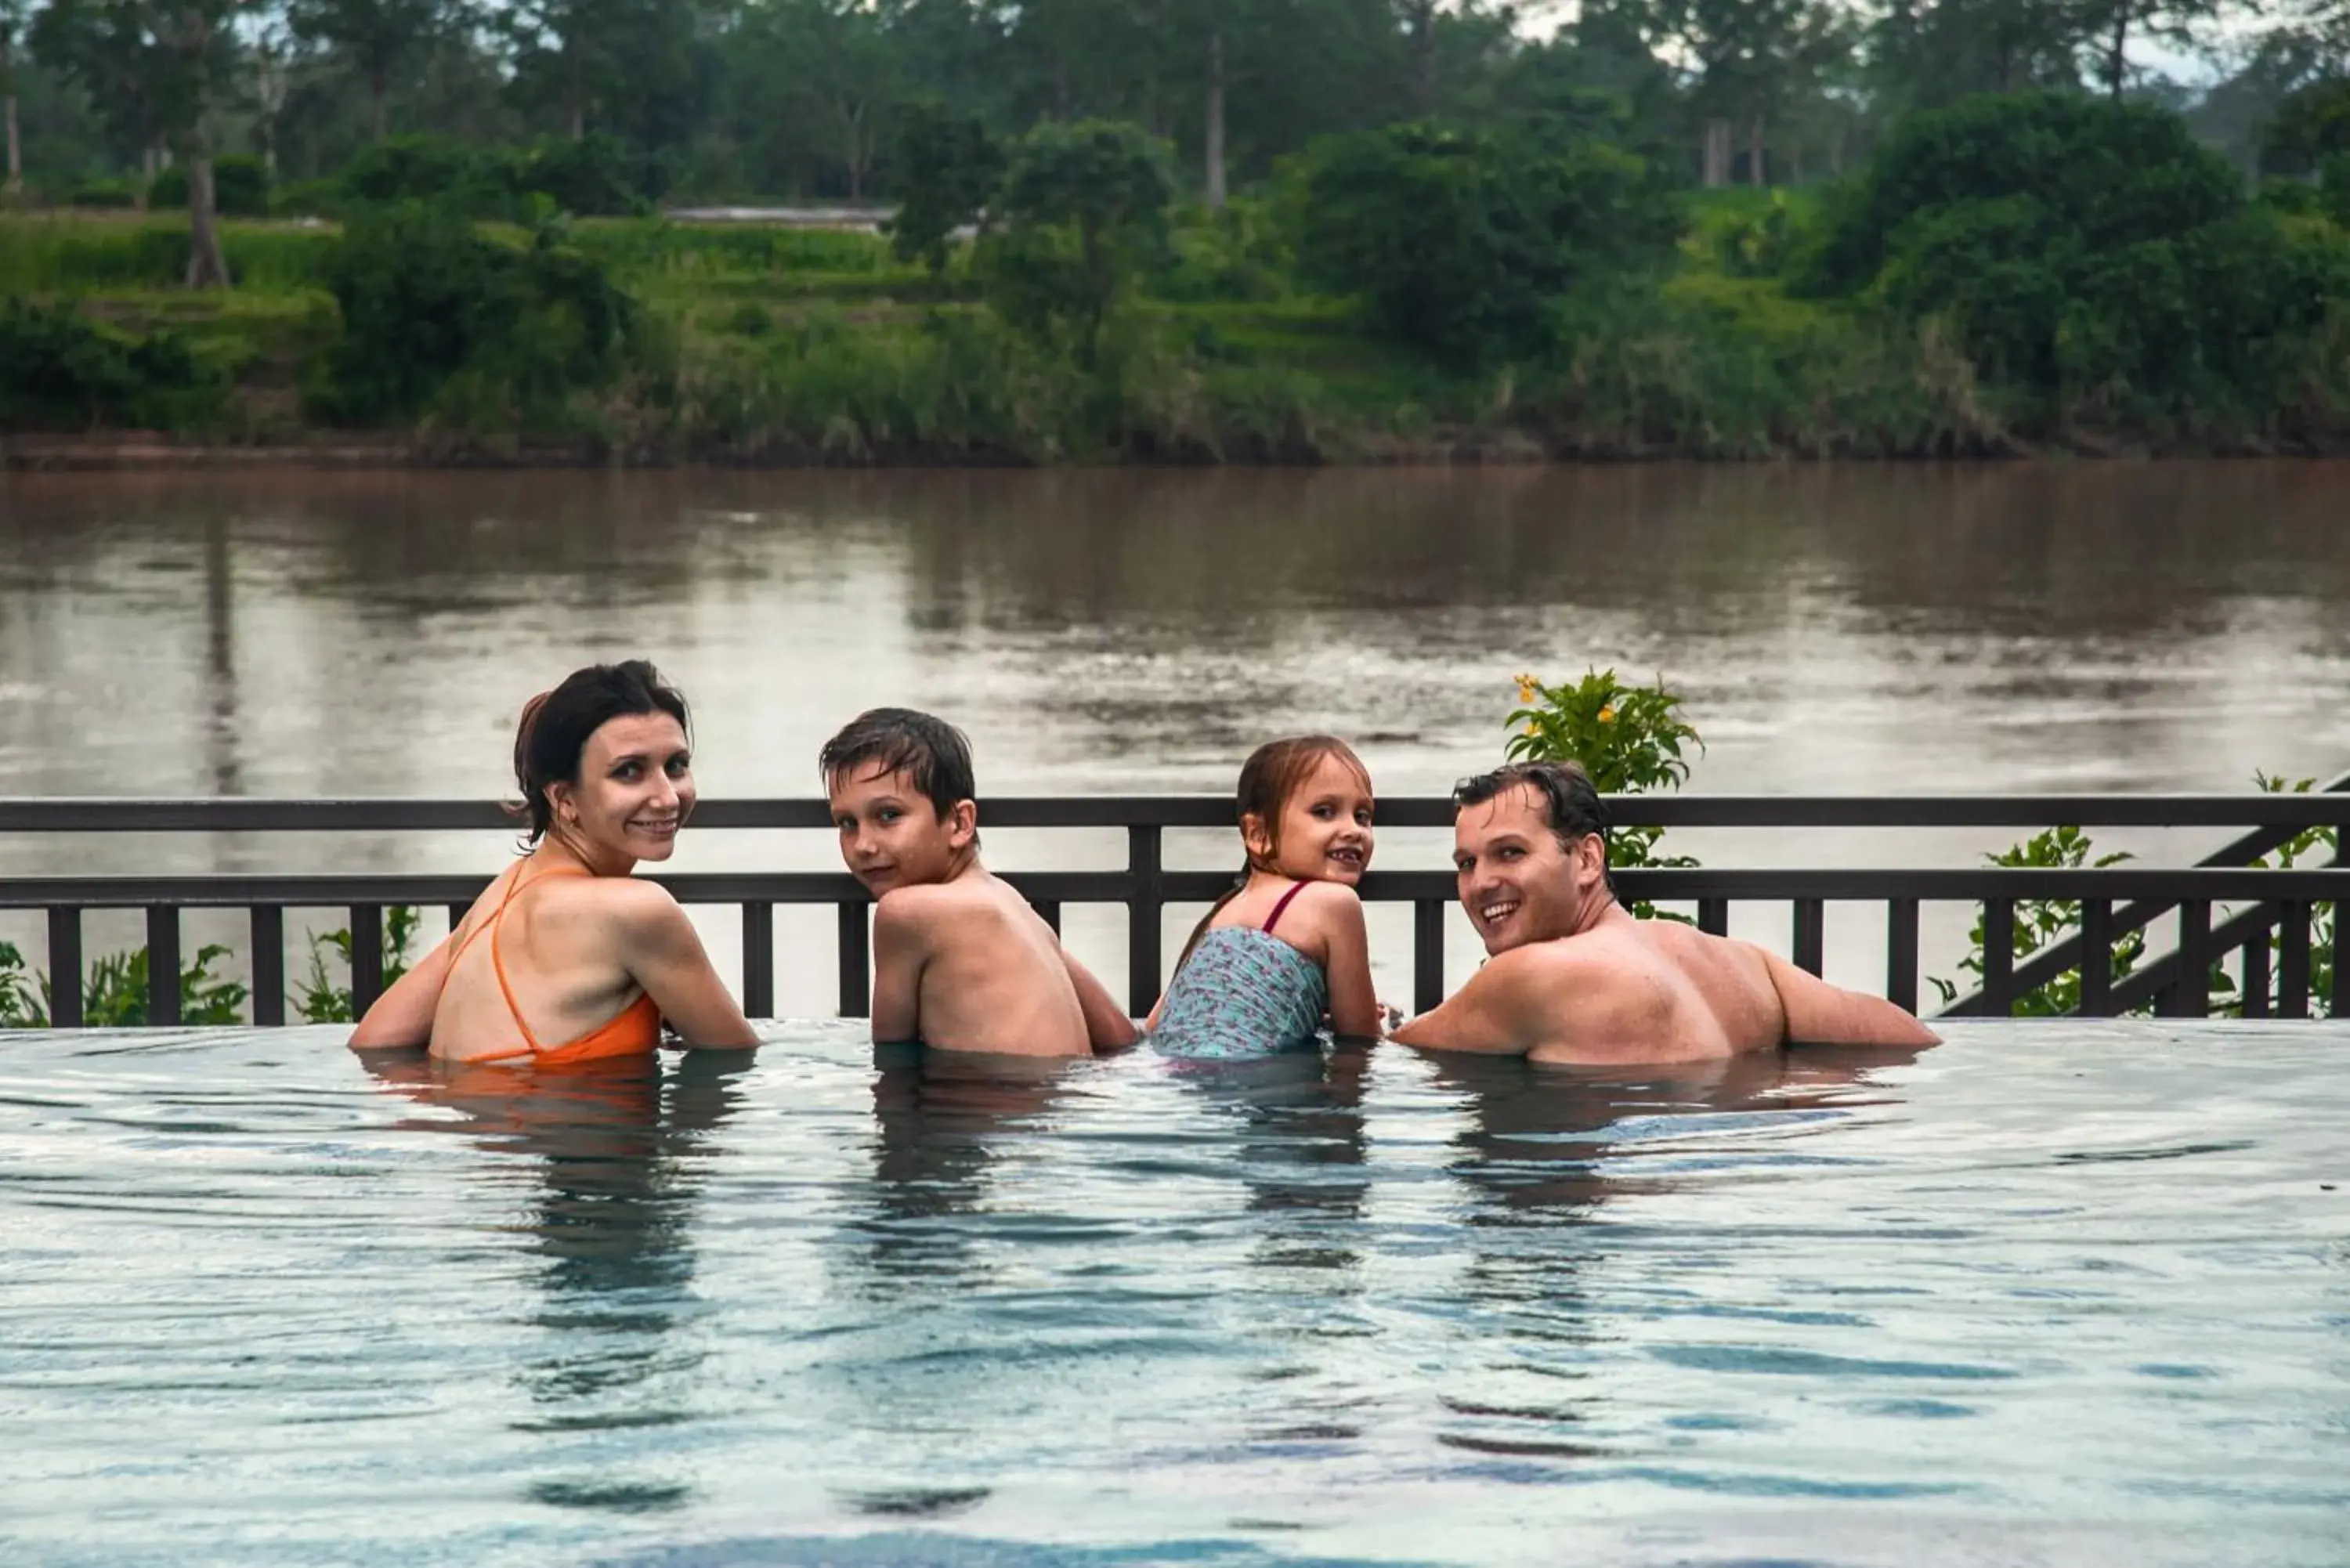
[1394,765,1937,1065]
[871,867,1096,1057]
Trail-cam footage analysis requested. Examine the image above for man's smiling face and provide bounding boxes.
[1452,783,1609,955]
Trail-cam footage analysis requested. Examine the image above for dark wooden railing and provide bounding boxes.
[0,792,2342,1027]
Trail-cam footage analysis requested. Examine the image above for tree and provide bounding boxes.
[2078,0,2228,100]
[884,101,1001,270]
[287,0,448,142]
[33,0,255,287]
[978,118,1173,363]
[1288,118,1680,365]
[2,0,25,193]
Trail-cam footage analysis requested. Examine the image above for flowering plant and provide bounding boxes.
[1503,667,1703,916]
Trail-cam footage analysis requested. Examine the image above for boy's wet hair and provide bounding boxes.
[1452,759,1613,889]
[819,707,978,818]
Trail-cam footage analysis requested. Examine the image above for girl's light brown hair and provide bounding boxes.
[1172,735,1373,976]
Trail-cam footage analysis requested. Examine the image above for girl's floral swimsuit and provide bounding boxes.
[1150,882,1326,1060]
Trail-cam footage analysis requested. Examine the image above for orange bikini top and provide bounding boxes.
[450,860,662,1067]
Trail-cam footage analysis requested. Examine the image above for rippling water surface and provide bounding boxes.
[3,1022,2345,1566]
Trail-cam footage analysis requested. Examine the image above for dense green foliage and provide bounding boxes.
[316,201,637,425]
[149,155,272,218]
[1803,92,2350,430]
[0,296,224,426]
[1289,119,1681,366]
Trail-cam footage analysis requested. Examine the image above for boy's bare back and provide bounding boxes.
[871,865,1094,1056]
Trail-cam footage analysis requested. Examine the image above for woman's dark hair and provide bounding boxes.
[1173,735,1372,977]
[1452,759,1612,889]
[508,659,691,845]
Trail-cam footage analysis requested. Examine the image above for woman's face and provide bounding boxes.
[549,711,695,864]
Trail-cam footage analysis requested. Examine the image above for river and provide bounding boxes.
[2,462,2345,1006]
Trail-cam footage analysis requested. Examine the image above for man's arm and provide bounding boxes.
[1389,951,1544,1056]
[868,894,927,1044]
[1761,950,1940,1047]
[1062,948,1137,1050]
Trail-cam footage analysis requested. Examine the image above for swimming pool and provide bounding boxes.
[2,1024,2343,1567]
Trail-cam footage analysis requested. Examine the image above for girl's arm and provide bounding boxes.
[348,932,457,1051]
[613,885,761,1048]
[1313,885,1383,1039]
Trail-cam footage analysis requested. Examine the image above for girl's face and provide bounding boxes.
[1246,751,1375,887]
[547,711,695,865]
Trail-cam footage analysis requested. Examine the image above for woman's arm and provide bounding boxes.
[348,933,456,1051]
[614,887,760,1048]
[1313,886,1383,1039]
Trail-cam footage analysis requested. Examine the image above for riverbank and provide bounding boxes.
[8,161,2349,466]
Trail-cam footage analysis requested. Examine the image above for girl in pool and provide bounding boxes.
[1148,736,1385,1059]
[349,659,760,1060]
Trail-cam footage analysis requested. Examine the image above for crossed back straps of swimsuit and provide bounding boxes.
[447,859,661,1065]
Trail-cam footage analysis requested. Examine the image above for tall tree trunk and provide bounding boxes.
[2,31,20,195]
[1204,29,1227,209]
[2106,5,2130,99]
[371,70,389,141]
[1408,0,1436,113]
[568,45,585,139]
[1701,117,1731,187]
[182,146,231,289]
[1748,116,1766,187]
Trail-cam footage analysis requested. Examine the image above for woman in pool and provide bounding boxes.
[349,659,760,1060]
[1148,736,1386,1059]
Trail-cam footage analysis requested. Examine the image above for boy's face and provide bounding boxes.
[827,761,974,894]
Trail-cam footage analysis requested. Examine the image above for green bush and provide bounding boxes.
[316,199,638,427]
[1286,120,1680,368]
[338,135,513,219]
[0,298,227,429]
[0,940,248,1028]
[884,104,1002,273]
[1805,92,2350,423]
[273,179,344,219]
[976,120,1175,365]
[1150,198,1290,302]
[515,134,656,218]
[148,155,271,218]
[1504,667,1702,919]
[67,177,142,209]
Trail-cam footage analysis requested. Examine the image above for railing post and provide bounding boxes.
[146,906,180,1027]
[837,901,869,1018]
[1126,824,1163,1017]
[45,907,82,1029]
[1792,899,1824,977]
[2279,902,2311,1020]
[2243,920,2272,1019]
[349,905,385,1014]
[1885,898,1918,1015]
[1981,900,2014,1019]
[2174,900,2211,1019]
[446,901,470,934]
[1035,900,1061,937]
[741,902,774,1018]
[1697,898,1728,938]
[2079,899,2112,1017]
[1414,898,1445,1015]
[250,907,285,1026]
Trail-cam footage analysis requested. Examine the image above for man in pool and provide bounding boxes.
[822,708,1137,1057]
[1391,761,1939,1064]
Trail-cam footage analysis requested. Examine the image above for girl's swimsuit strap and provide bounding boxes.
[1261,880,1309,938]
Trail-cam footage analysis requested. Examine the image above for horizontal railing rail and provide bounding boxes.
[3,794,2343,1029]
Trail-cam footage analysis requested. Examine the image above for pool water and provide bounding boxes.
[1,1023,2345,1567]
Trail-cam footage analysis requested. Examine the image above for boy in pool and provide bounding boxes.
[822,708,1136,1057]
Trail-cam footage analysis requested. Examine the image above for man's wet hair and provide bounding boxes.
[819,707,978,818]
[1452,760,1613,887]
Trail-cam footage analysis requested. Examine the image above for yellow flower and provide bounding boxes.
[1598,705,1616,723]
[1514,674,1538,705]
[1523,717,1538,734]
